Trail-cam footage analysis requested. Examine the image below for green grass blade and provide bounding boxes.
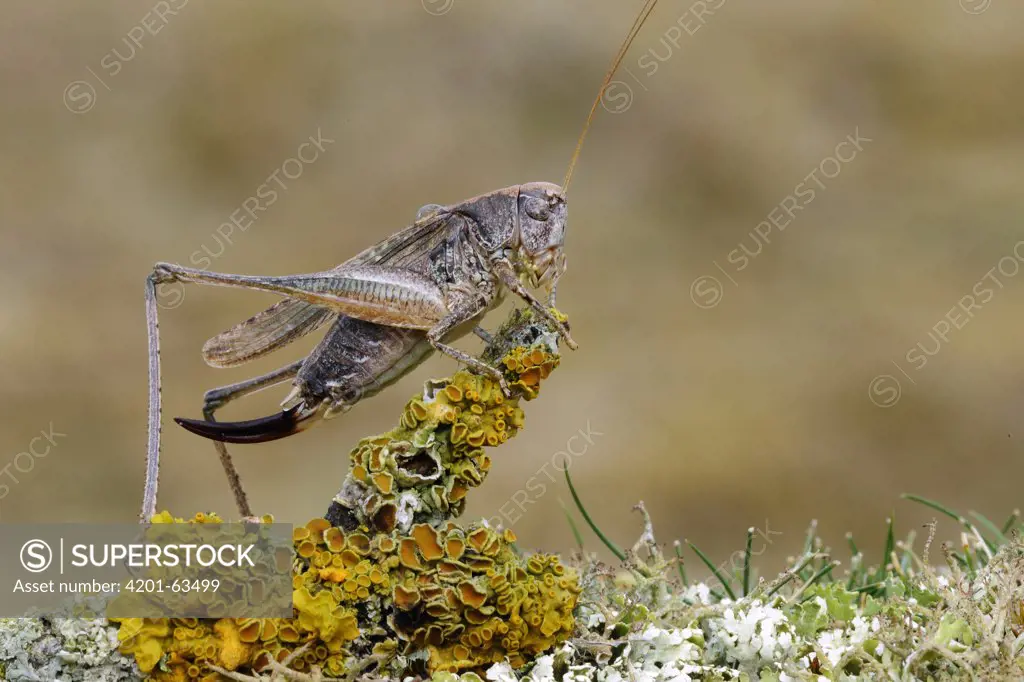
[884,516,895,567]
[900,529,916,574]
[742,527,754,597]
[846,532,859,557]
[872,516,895,583]
[673,540,689,586]
[903,494,998,553]
[803,519,818,555]
[969,511,1009,547]
[767,554,818,598]
[671,541,695,604]
[902,493,962,523]
[853,582,886,594]
[564,469,626,562]
[1002,509,1020,535]
[797,561,838,601]
[846,557,862,591]
[686,540,737,601]
[767,573,796,597]
[558,498,585,552]
[962,543,976,577]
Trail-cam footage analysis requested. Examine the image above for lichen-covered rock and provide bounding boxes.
[337,342,557,535]
[387,523,578,671]
[109,315,579,680]
[110,514,579,679]
[0,615,138,681]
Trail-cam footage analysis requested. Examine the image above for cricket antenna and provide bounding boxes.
[562,0,659,196]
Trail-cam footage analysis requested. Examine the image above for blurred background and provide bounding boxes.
[1,0,1022,577]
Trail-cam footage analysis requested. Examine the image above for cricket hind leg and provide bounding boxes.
[143,260,437,520]
[142,272,165,521]
[189,360,304,517]
[152,261,446,329]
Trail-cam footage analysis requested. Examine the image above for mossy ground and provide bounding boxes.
[505,500,1024,681]
[5,507,1020,681]
[1,310,1019,681]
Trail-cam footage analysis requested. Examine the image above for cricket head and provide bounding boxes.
[514,181,568,293]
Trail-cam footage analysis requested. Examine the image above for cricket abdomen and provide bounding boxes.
[296,315,433,411]
[178,318,436,444]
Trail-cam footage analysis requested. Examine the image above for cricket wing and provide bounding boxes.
[202,299,334,368]
[200,211,464,367]
[349,210,467,269]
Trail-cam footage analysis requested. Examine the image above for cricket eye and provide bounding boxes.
[525,199,550,222]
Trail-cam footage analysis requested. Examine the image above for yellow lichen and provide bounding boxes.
[115,618,170,672]
[340,341,554,534]
[387,522,579,672]
[114,328,574,679]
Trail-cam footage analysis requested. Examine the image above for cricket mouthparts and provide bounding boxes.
[174,405,321,444]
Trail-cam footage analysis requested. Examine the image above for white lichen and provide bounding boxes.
[0,616,138,681]
[435,529,1024,682]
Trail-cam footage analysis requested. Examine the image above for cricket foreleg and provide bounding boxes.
[199,360,304,518]
[546,280,559,308]
[428,303,510,396]
[492,259,578,349]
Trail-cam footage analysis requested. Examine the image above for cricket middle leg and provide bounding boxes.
[427,298,511,396]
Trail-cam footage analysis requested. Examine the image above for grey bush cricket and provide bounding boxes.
[141,0,660,521]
